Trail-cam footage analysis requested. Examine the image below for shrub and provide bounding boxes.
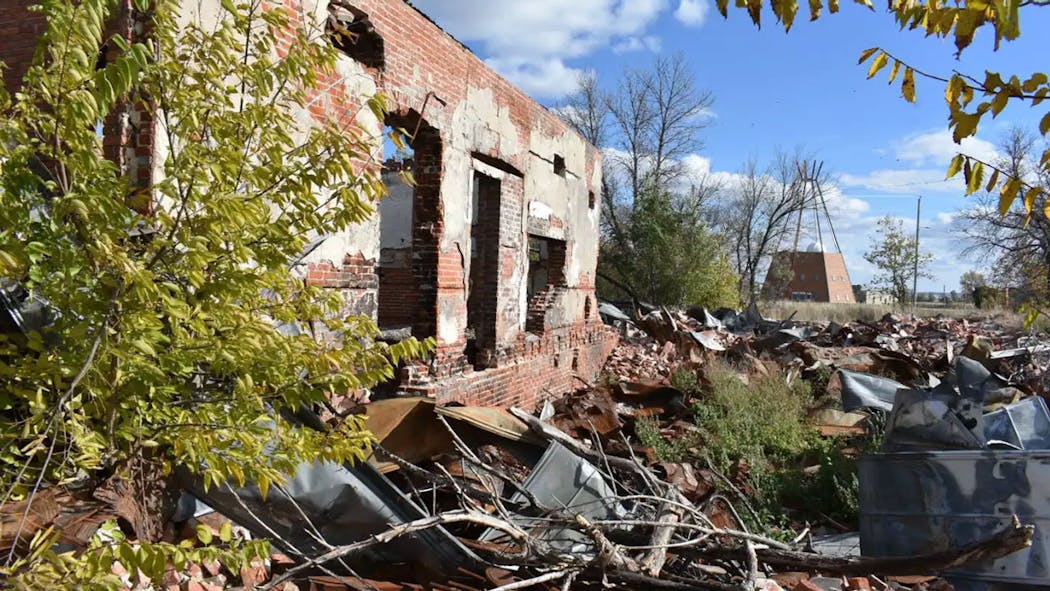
[693,366,813,473]
[635,416,697,463]
[670,367,700,395]
[692,363,861,531]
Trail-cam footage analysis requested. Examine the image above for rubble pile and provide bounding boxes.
[4,303,1049,591]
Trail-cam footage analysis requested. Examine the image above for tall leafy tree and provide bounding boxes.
[959,270,988,301]
[561,55,737,308]
[601,187,739,307]
[0,0,427,585]
[864,216,934,304]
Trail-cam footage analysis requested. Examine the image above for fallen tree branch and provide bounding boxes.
[744,541,759,587]
[692,517,1034,577]
[489,569,581,591]
[575,513,639,572]
[639,500,682,577]
[604,570,741,591]
[262,511,549,590]
[510,407,642,476]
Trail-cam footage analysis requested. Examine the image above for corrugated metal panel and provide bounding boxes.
[859,451,1050,587]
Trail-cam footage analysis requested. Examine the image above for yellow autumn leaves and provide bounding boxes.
[860,47,1050,221]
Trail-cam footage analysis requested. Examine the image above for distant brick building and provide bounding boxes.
[764,243,856,303]
[0,0,617,410]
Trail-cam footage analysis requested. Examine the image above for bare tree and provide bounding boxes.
[956,127,1050,298]
[560,54,723,305]
[649,54,713,187]
[721,152,813,304]
[560,71,608,149]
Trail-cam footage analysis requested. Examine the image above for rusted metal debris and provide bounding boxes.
[3,304,1046,591]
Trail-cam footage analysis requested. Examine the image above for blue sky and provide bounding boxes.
[412,0,1050,292]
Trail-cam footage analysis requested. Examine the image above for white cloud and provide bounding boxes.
[411,0,669,98]
[612,35,662,54]
[838,168,960,193]
[821,185,871,216]
[935,211,957,225]
[674,0,709,26]
[483,57,585,99]
[679,154,747,188]
[838,129,1000,194]
[894,129,999,165]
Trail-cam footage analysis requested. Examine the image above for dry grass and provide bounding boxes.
[759,300,1027,327]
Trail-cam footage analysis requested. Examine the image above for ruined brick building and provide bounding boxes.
[0,0,618,409]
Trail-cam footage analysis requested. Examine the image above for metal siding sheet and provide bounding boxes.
[859,451,1050,586]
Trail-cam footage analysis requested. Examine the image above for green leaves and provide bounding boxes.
[1,1,433,587]
[864,215,934,305]
[1,520,271,589]
[196,524,213,545]
[91,42,150,116]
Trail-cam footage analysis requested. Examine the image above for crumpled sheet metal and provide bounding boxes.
[598,301,633,324]
[955,356,1016,406]
[838,369,907,412]
[876,356,1047,452]
[984,396,1050,451]
[689,330,726,351]
[0,278,56,337]
[182,460,480,576]
[482,442,623,554]
[753,326,824,351]
[883,383,986,452]
[799,344,929,387]
[365,397,453,471]
[859,450,1050,587]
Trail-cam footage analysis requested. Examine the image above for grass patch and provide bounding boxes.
[694,365,813,474]
[628,364,881,534]
[760,300,1027,326]
[692,363,862,532]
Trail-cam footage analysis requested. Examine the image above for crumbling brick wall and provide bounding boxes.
[1,0,617,411]
[2,1,155,194]
[0,4,47,98]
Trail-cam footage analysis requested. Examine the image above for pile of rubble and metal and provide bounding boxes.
[5,302,1050,591]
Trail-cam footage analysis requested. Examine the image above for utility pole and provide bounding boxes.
[912,195,921,312]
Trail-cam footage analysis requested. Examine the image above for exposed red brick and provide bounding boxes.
[1,0,610,409]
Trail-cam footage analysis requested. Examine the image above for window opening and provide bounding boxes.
[553,154,566,177]
[327,2,385,70]
[466,172,501,369]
